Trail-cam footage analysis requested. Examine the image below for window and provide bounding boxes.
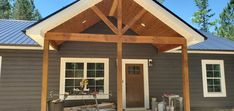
[201,60,226,97]
[127,65,141,75]
[60,58,109,100]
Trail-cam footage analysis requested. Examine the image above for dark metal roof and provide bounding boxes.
[0,19,38,46]
[189,31,234,51]
[0,19,234,51]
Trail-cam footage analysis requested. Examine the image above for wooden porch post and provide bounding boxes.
[117,42,123,111]
[41,39,49,111]
[182,42,191,111]
[117,0,123,110]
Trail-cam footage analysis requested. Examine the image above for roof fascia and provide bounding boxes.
[134,0,206,46]
[25,0,103,48]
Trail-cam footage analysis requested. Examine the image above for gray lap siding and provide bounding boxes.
[152,53,234,109]
[0,42,233,111]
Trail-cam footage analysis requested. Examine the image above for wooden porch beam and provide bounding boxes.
[117,0,122,34]
[154,44,180,53]
[109,0,118,16]
[91,6,119,34]
[45,32,186,45]
[45,32,118,42]
[122,35,185,44]
[49,40,59,51]
[41,39,49,111]
[122,9,147,34]
[182,42,191,111]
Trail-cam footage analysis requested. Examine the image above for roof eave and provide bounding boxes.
[0,45,42,50]
[134,0,206,47]
[25,0,103,49]
[168,49,234,55]
[25,0,206,50]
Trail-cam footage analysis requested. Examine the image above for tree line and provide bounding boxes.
[0,0,41,20]
[192,0,234,40]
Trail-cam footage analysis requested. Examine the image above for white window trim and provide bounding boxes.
[60,58,109,100]
[201,60,226,97]
[0,56,2,78]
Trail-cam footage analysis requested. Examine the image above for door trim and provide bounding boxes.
[122,59,149,109]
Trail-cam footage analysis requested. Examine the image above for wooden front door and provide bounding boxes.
[126,64,144,108]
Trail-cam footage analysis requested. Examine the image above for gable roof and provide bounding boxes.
[25,0,102,48]
[134,0,206,45]
[0,19,234,51]
[24,0,205,49]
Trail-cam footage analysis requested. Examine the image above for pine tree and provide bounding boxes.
[215,0,234,40]
[0,0,11,19]
[192,0,216,32]
[30,0,42,20]
[33,9,42,20]
[12,0,41,20]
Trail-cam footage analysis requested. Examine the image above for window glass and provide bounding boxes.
[65,63,84,77]
[87,63,104,77]
[64,61,106,96]
[128,65,141,75]
[202,60,226,97]
[206,64,222,92]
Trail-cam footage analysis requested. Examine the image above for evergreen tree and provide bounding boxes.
[192,0,216,32]
[0,0,11,19]
[215,0,234,40]
[12,0,41,20]
[33,9,42,20]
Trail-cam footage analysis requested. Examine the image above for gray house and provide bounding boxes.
[0,0,234,111]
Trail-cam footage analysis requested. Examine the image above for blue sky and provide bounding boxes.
[34,0,229,30]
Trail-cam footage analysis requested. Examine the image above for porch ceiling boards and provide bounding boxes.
[48,0,183,52]
[39,0,191,111]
